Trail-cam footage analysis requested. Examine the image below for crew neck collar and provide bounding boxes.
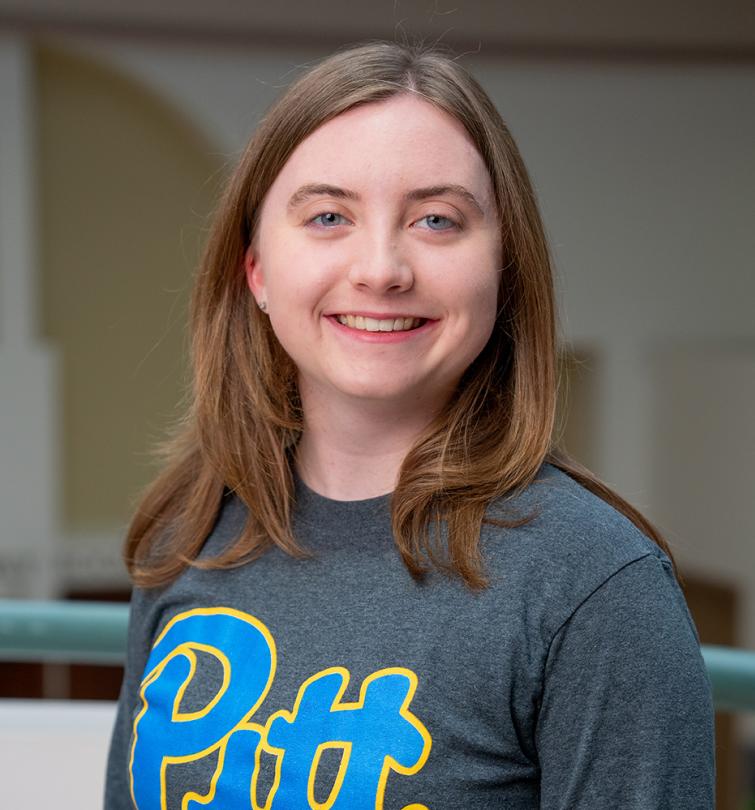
[294,473,392,525]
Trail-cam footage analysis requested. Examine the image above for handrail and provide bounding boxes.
[1,600,754,711]
[0,599,127,664]
[700,645,755,713]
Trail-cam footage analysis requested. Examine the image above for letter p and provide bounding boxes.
[129,608,275,810]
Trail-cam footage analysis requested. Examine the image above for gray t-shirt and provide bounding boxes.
[105,464,714,809]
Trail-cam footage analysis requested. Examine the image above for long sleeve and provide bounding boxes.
[536,553,715,809]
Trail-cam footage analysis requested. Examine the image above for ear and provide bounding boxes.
[244,244,266,304]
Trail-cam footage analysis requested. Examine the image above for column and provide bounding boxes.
[0,34,60,599]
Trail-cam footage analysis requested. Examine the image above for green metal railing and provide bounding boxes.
[1,600,754,712]
[0,599,128,665]
[700,645,755,713]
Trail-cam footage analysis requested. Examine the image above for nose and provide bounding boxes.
[347,228,414,294]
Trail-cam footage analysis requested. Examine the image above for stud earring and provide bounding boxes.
[258,300,267,312]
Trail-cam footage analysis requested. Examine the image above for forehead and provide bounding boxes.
[266,94,495,203]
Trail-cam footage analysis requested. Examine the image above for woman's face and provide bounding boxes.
[246,94,501,414]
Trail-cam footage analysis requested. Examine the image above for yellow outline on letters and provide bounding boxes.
[260,665,432,810]
[128,606,277,810]
[308,741,352,810]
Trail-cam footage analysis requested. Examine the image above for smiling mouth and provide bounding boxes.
[334,315,426,332]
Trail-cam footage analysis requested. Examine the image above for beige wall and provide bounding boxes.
[36,45,221,531]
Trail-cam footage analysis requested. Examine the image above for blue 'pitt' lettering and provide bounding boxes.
[265,667,430,809]
[129,607,431,810]
[130,608,275,810]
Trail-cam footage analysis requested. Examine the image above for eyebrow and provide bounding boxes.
[286,183,486,216]
[405,185,486,216]
[287,183,358,211]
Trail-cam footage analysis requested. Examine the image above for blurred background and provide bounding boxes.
[0,0,753,806]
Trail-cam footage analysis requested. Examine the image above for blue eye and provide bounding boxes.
[310,212,348,227]
[417,214,457,231]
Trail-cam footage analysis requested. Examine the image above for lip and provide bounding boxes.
[325,313,437,343]
[325,311,429,320]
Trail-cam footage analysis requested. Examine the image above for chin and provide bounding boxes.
[341,385,414,402]
[331,376,423,404]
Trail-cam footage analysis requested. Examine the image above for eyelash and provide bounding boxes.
[307,212,461,232]
[309,212,349,228]
[417,214,459,232]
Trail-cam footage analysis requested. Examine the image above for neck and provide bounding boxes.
[295,386,441,501]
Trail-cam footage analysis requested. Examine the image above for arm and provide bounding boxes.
[536,554,715,809]
[104,587,157,810]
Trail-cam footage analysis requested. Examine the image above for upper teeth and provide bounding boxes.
[336,315,422,332]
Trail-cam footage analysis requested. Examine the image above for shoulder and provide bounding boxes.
[482,464,674,637]
[485,463,667,566]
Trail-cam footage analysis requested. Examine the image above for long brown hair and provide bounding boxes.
[126,40,673,588]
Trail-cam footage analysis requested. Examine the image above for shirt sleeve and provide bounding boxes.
[536,553,715,809]
[103,587,158,810]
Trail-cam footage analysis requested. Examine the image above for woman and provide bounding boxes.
[106,41,714,809]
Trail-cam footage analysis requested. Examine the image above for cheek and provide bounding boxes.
[263,265,332,356]
[265,312,312,376]
[453,270,500,355]
[454,266,500,320]
[264,242,339,305]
